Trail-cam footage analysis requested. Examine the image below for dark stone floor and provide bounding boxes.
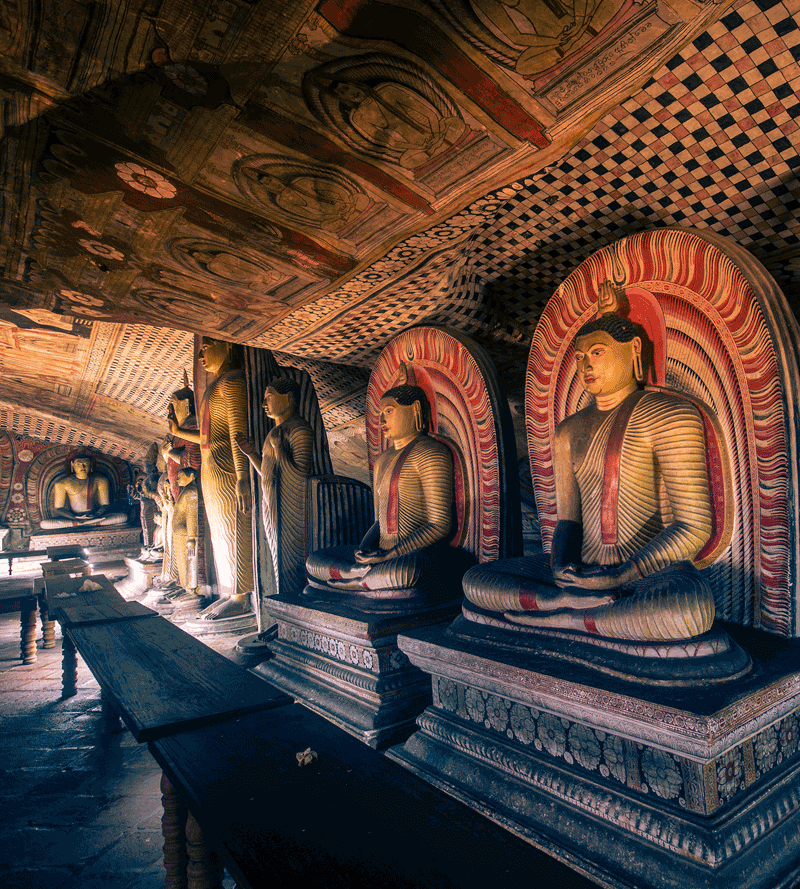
[0,606,235,889]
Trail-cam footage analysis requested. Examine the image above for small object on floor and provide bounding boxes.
[79,579,103,592]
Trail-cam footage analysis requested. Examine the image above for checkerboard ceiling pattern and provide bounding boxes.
[278,0,800,368]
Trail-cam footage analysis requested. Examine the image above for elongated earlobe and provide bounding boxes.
[413,401,423,432]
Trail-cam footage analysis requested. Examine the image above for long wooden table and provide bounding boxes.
[150,703,599,889]
[0,575,55,664]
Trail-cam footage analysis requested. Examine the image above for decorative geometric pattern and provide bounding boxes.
[95,325,194,415]
[0,410,135,461]
[255,0,800,371]
[432,674,800,817]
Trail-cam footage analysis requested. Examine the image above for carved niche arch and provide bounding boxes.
[526,228,800,636]
[25,446,132,527]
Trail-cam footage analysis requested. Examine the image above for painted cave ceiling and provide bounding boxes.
[0,0,797,465]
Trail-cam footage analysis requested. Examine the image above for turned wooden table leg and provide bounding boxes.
[20,597,38,664]
[61,631,78,698]
[101,690,123,732]
[161,772,188,889]
[39,597,56,649]
[186,810,223,889]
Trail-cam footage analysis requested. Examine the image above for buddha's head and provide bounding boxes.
[331,80,368,107]
[198,337,242,375]
[70,452,94,479]
[263,377,299,421]
[378,384,431,444]
[573,314,643,400]
[177,468,195,488]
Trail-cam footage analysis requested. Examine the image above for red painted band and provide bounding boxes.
[519,590,539,611]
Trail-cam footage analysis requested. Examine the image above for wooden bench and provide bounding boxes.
[45,572,158,697]
[150,703,599,889]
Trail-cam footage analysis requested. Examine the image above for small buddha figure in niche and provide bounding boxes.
[41,452,128,529]
[171,467,200,600]
[464,285,717,641]
[237,378,313,599]
[170,337,253,620]
[307,383,467,597]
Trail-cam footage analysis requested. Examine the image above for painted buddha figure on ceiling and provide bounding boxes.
[464,283,718,641]
[306,380,465,600]
[41,452,129,529]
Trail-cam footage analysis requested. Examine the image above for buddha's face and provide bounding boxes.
[379,396,419,444]
[333,82,367,105]
[263,386,293,420]
[71,457,92,479]
[198,338,229,374]
[574,331,640,398]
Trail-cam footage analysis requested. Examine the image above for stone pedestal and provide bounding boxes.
[390,619,800,889]
[255,591,461,748]
[117,557,163,599]
[30,525,141,559]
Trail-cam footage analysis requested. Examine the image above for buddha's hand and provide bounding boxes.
[168,418,180,436]
[187,539,196,557]
[555,561,639,590]
[354,548,386,565]
[235,434,258,457]
[236,476,252,512]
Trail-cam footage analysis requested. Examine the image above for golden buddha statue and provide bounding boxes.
[464,286,717,641]
[171,467,199,596]
[170,337,254,620]
[154,474,179,590]
[306,383,464,599]
[237,379,313,599]
[41,452,129,529]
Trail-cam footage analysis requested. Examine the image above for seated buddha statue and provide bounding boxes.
[464,292,717,641]
[40,452,129,529]
[306,384,470,600]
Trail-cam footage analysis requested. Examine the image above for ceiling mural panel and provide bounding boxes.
[0,0,797,465]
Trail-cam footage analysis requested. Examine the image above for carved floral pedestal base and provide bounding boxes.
[389,620,800,889]
[254,591,461,748]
